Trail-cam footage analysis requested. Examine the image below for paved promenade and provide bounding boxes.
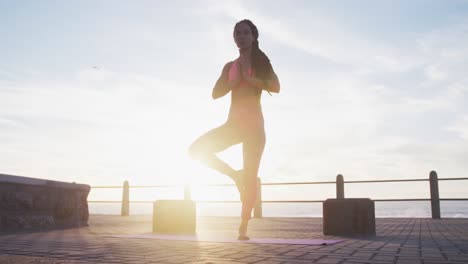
[1,215,468,264]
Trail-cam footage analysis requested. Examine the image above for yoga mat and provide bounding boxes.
[108,234,343,245]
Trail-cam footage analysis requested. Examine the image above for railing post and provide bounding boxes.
[254,177,262,218]
[184,185,191,200]
[121,180,129,216]
[430,171,441,219]
[336,174,344,199]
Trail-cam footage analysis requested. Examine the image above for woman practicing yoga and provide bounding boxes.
[189,19,280,240]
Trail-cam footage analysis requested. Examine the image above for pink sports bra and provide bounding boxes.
[227,59,272,95]
[228,59,252,85]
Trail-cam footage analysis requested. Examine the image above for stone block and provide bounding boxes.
[33,194,54,211]
[30,215,55,227]
[15,192,33,210]
[5,215,31,229]
[2,214,56,230]
[54,192,76,220]
[0,173,90,232]
[323,198,376,235]
[153,200,196,234]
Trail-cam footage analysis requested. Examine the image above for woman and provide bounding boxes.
[189,19,280,240]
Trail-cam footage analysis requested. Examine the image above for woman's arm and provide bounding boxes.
[242,68,281,94]
[212,61,238,100]
[264,70,280,93]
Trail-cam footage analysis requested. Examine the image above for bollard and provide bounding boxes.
[121,180,129,216]
[254,177,263,218]
[336,174,344,199]
[184,185,191,200]
[430,171,441,219]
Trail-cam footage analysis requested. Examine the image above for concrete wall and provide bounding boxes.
[0,173,90,232]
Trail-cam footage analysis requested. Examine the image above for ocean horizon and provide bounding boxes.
[89,201,468,218]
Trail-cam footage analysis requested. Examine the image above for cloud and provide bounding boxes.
[0,116,28,130]
[0,68,224,184]
[0,68,215,126]
[2,1,468,202]
[201,1,422,73]
[447,115,468,140]
[418,21,468,84]
[0,69,18,80]
[254,14,468,182]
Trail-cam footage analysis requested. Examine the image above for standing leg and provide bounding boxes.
[238,125,266,240]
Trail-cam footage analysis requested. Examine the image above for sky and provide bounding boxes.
[1,0,468,202]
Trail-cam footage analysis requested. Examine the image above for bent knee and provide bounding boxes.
[188,142,205,160]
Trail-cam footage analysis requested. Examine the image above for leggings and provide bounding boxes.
[189,117,266,220]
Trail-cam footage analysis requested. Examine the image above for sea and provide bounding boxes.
[88,179,468,218]
[88,181,468,218]
[89,201,468,218]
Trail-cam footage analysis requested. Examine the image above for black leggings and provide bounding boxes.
[189,118,266,220]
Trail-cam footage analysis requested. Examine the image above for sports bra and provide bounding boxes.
[228,59,252,84]
[227,59,272,95]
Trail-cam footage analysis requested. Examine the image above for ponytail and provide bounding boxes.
[251,39,273,81]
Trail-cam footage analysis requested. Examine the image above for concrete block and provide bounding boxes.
[153,200,196,234]
[0,173,90,232]
[323,198,375,235]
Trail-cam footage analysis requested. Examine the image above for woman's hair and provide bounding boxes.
[234,19,273,81]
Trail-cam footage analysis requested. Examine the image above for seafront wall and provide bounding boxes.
[0,173,90,231]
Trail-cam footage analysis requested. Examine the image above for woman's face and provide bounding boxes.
[234,22,254,49]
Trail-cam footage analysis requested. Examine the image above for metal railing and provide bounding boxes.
[88,170,468,219]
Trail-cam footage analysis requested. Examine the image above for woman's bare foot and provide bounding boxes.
[237,219,249,240]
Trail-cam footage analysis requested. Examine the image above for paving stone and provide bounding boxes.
[282,251,308,257]
[351,252,374,259]
[445,255,468,261]
[300,253,323,260]
[0,216,468,264]
[253,261,283,264]
[315,257,344,263]
[395,258,422,264]
[234,256,265,263]
[281,260,322,264]
[371,254,395,262]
